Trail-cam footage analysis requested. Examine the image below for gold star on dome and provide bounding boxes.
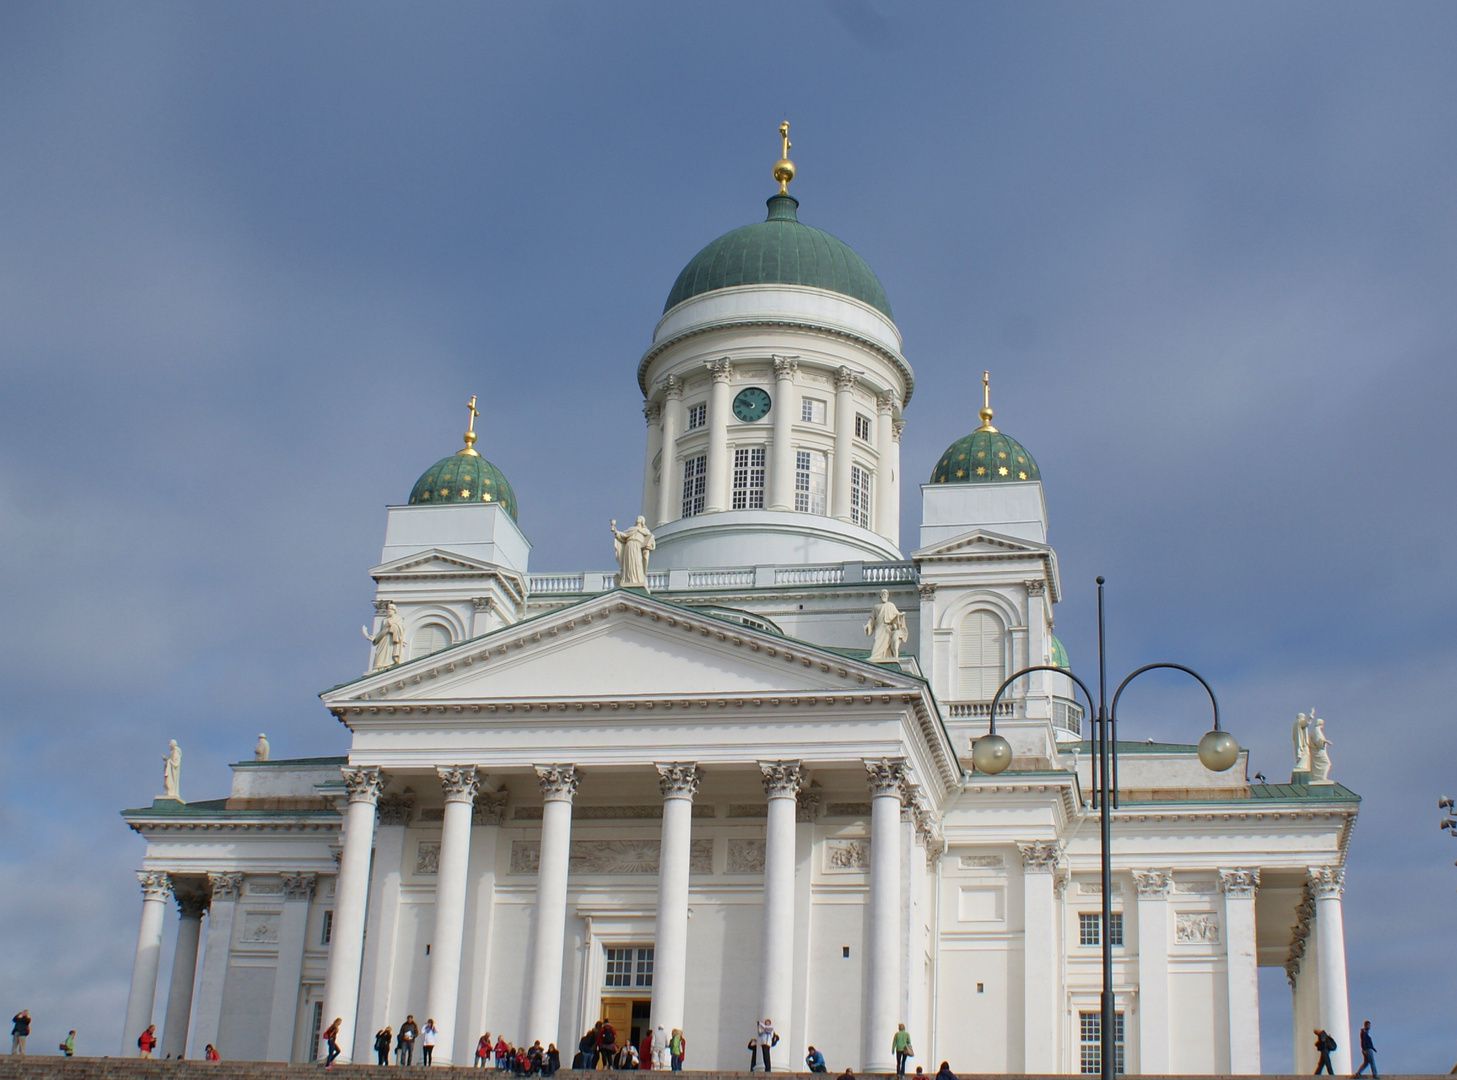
[1018,471,1027,480]
[459,489,471,498]
[955,469,965,477]
[439,488,449,497]
[481,492,492,502]
[997,451,1007,459]
[998,466,1008,476]
[975,466,986,475]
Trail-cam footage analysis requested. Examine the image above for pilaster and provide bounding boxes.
[1018,843,1060,1072]
[1133,870,1172,1074]
[266,873,316,1061]
[122,870,173,1055]
[1220,869,1261,1074]
[705,359,733,513]
[191,871,243,1057]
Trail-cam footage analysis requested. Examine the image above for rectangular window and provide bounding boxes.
[850,465,872,528]
[310,1001,324,1061]
[732,447,766,509]
[1078,912,1123,947]
[681,455,706,518]
[634,947,654,987]
[321,910,333,945]
[801,398,827,424]
[795,450,827,514]
[855,413,872,441]
[605,946,654,988]
[687,402,706,430]
[1079,1010,1125,1074]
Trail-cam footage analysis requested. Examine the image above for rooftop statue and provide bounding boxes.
[612,516,655,590]
[255,733,270,762]
[864,589,908,662]
[1309,714,1334,784]
[161,740,182,801]
[1292,711,1312,773]
[362,601,405,672]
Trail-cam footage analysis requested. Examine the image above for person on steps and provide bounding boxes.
[375,1026,393,1066]
[322,1017,343,1069]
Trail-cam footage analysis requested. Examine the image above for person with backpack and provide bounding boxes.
[1313,1028,1336,1075]
[1355,1021,1378,1078]
[59,1031,75,1058]
[596,1019,616,1069]
[138,1024,158,1059]
[322,1017,343,1069]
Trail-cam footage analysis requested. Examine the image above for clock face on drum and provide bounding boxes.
[732,386,772,422]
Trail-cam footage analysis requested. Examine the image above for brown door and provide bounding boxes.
[600,998,631,1058]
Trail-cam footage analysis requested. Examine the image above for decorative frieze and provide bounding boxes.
[472,596,494,614]
[208,871,244,902]
[377,792,415,827]
[1078,880,1122,895]
[1174,880,1218,894]
[1219,869,1260,898]
[1285,881,1317,986]
[1025,580,1047,597]
[1175,912,1220,944]
[918,583,937,601]
[340,766,384,804]
[418,808,445,823]
[825,839,871,871]
[438,765,480,804]
[1018,842,1061,872]
[727,838,767,874]
[280,872,317,902]
[796,788,822,823]
[473,790,508,826]
[241,912,281,944]
[656,762,701,799]
[137,870,172,902]
[535,765,579,804]
[826,802,871,817]
[1133,870,1172,898]
[864,758,908,799]
[248,881,285,895]
[959,854,1005,869]
[508,838,713,876]
[760,760,805,799]
[728,804,768,818]
[415,841,441,875]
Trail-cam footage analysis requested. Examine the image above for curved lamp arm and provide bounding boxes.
[987,665,1098,734]
[1109,662,1221,730]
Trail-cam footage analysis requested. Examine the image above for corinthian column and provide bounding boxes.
[758,761,803,1068]
[832,367,856,522]
[160,890,206,1058]
[642,402,663,524]
[322,765,383,1064]
[190,872,242,1057]
[121,871,172,1054]
[651,763,700,1035]
[705,359,733,513]
[889,418,904,547]
[1133,870,1172,1074]
[525,765,578,1047]
[1221,869,1261,1074]
[768,356,798,510]
[426,766,479,1064]
[1311,867,1351,1074]
[863,759,906,1071]
[874,393,895,538]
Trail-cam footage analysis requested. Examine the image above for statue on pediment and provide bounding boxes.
[1308,714,1334,784]
[611,516,655,589]
[255,733,270,762]
[362,602,405,672]
[864,589,908,662]
[1292,711,1311,773]
[161,740,182,800]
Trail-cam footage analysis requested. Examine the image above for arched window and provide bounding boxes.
[957,610,1006,700]
[410,622,451,660]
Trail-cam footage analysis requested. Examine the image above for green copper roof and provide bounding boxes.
[409,452,518,520]
[930,428,1040,485]
[1050,634,1070,670]
[665,194,893,319]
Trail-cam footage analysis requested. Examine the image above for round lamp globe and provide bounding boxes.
[971,733,1012,775]
[1197,729,1239,772]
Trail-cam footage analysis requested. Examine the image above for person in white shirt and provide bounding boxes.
[652,1025,669,1070]
[756,1019,778,1073]
[421,1019,438,1066]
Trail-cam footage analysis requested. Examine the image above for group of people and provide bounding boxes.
[365,1016,442,1067]
[564,1020,686,1071]
[473,1033,560,1075]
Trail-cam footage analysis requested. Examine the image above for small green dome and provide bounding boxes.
[1050,634,1070,670]
[665,194,892,319]
[409,452,518,520]
[930,428,1041,485]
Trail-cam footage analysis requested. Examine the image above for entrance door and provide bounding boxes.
[599,999,652,1062]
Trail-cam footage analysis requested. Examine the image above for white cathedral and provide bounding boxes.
[121,131,1360,1075]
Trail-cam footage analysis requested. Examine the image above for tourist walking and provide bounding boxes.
[138,1024,158,1059]
[10,1011,30,1056]
[1355,1021,1377,1078]
[668,1028,685,1072]
[652,1025,669,1070]
[421,1019,438,1065]
[375,1026,393,1066]
[596,1018,617,1069]
[322,1017,342,1069]
[399,1015,419,1066]
[892,1023,913,1077]
[757,1019,778,1072]
[805,1046,826,1073]
[59,1031,75,1058]
[1313,1029,1337,1075]
[639,1029,653,1071]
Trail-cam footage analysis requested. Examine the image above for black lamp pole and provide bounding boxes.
[975,577,1237,1080]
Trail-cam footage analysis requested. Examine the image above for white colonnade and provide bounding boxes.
[705,360,733,513]
[768,357,799,511]
[424,766,479,1064]
[1018,841,1060,1073]
[320,766,383,1062]
[758,761,804,1069]
[650,763,701,1035]
[160,890,206,1058]
[831,367,856,522]
[121,871,173,1055]
[1221,868,1262,1075]
[1312,867,1352,1075]
[1134,870,1172,1074]
[863,758,906,1072]
[525,765,579,1047]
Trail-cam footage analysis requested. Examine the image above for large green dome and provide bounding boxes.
[930,428,1040,485]
[408,451,518,520]
[664,193,893,319]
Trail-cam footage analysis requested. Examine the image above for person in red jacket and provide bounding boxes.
[640,1029,654,1070]
[137,1025,158,1058]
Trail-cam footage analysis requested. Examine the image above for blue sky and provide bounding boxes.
[2,2,1455,1069]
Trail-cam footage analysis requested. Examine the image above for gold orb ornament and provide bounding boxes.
[773,120,795,193]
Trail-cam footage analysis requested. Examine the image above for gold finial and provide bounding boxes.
[975,370,998,432]
[772,120,795,194]
[458,394,481,456]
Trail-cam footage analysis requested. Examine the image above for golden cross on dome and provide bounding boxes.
[459,394,481,456]
[975,370,998,433]
[773,120,796,194]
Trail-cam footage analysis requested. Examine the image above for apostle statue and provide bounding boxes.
[1308,714,1334,783]
[611,516,655,589]
[362,601,405,672]
[864,589,909,662]
[254,733,270,762]
[161,740,183,800]
[1292,711,1312,773]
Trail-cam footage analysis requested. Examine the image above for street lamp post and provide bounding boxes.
[972,577,1239,1080]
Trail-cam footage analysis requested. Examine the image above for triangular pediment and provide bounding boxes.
[912,527,1051,560]
[324,590,917,706]
[369,548,506,578]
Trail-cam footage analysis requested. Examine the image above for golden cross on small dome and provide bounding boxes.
[459,394,481,456]
[975,370,998,433]
[773,120,795,194]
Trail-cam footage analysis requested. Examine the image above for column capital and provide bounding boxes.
[207,871,244,902]
[662,374,684,400]
[891,418,905,442]
[876,391,895,415]
[437,764,480,804]
[1308,865,1344,898]
[863,757,908,798]
[280,872,317,902]
[474,789,508,825]
[656,762,701,799]
[378,791,415,826]
[835,365,857,392]
[1219,868,1260,898]
[772,354,799,380]
[1134,869,1173,898]
[138,870,173,902]
[1017,841,1061,872]
[174,890,208,919]
[918,582,937,601]
[644,400,662,425]
[795,787,822,822]
[759,760,805,799]
[1025,578,1047,597]
[535,765,579,803]
[472,595,494,614]
[706,357,733,383]
[340,765,384,804]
